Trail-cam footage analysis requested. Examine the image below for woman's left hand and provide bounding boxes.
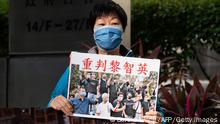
[143,110,163,124]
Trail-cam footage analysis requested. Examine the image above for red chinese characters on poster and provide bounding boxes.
[81,58,150,76]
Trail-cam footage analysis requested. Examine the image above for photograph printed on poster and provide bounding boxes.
[67,52,160,122]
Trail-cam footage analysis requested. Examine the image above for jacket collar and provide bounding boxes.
[88,45,134,57]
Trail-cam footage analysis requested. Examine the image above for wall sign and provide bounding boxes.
[9,0,109,53]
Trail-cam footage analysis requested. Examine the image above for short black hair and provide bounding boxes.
[117,92,124,96]
[88,1,127,32]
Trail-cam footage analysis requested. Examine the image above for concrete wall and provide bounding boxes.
[0,58,7,107]
[113,0,131,48]
[8,55,69,107]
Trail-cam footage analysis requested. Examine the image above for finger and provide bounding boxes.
[57,100,72,115]
[50,101,57,110]
[62,105,73,116]
[52,96,73,115]
[56,96,72,110]
[143,115,156,121]
[145,111,162,117]
[144,119,159,124]
[60,104,72,116]
[56,99,65,109]
[60,106,70,116]
[156,116,163,123]
[145,110,157,115]
[60,97,73,110]
[51,98,60,110]
[143,115,162,124]
[57,100,71,115]
[60,98,73,115]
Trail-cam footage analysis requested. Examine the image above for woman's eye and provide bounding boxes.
[98,23,105,26]
[112,22,119,25]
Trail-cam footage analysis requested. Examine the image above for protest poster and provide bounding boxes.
[67,52,160,122]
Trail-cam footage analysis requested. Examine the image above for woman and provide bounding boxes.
[49,1,163,123]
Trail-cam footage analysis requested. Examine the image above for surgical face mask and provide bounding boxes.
[80,92,86,97]
[94,25,123,52]
[127,94,132,99]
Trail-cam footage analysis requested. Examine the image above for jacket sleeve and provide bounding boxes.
[157,100,166,124]
[47,66,69,107]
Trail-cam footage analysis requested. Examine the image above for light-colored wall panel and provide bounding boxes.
[113,0,131,48]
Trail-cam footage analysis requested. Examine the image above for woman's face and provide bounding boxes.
[93,13,123,54]
[94,13,122,28]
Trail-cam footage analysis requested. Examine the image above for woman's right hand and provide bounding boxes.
[50,95,73,116]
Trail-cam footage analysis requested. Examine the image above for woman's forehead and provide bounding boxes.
[96,13,119,20]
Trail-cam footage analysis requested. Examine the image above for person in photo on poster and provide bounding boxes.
[96,93,123,118]
[133,92,143,119]
[111,92,126,117]
[123,92,135,118]
[107,74,119,104]
[98,74,108,95]
[69,87,98,114]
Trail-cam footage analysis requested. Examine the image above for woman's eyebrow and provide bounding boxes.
[111,16,119,20]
